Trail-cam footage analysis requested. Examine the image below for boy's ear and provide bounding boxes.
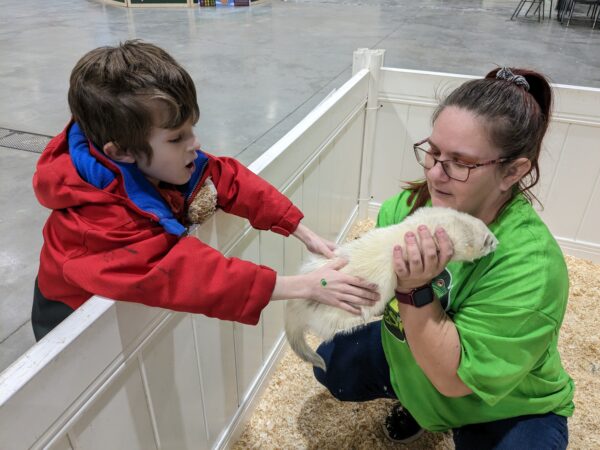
[500,157,531,192]
[103,142,136,163]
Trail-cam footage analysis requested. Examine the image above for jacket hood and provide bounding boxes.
[33,122,208,236]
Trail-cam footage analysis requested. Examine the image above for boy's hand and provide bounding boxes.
[306,259,380,315]
[293,223,336,258]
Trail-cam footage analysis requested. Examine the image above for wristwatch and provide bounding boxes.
[395,284,434,307]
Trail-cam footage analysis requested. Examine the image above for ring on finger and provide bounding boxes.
[320,278,328,287]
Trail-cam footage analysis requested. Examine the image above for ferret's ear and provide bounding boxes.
[499,157,531,192]
[103,142,135,163]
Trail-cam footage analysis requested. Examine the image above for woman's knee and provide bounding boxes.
[312,361,327,387]
[312,342,355,400]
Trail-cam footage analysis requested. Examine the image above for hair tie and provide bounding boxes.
[496,67,530,92]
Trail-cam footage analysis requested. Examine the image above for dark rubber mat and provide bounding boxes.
[0,128,51,154]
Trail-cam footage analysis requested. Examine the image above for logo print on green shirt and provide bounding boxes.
[383,269,453,342]
[432,269,452,311]
[383,298,406,342]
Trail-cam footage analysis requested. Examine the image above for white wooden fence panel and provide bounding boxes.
[46,435,73,450]
[301,162,320,242]
[370,102,408,203]
[329,140,344,236]
[370,101,432,203]
[535,121,569,205]
[553,83,600,120]
[191,314,237,446]
[576,175,600,245]
[538,124,600,237]
[259,231,286,360]
[194,212,247,261]
[69,361,158,450]
[141,314,209,450]
[0,299,165,449]
[378,68,475,106]
[284,183,304,277]
[230,231,264,402]
[330,111,364,237]
[317,149,336,242]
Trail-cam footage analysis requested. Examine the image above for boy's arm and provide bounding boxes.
[292,223,336,258]
[60,229,379,321]
[62,231,275,325]
[204,154,303,236]
[204,155,340,259]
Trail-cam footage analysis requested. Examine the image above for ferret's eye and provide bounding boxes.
[484,235,496,250]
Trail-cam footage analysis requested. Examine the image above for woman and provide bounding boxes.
[313,67,574,449]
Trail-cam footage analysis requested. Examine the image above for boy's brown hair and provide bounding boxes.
[68,40,200,163]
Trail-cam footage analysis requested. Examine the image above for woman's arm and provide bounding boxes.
[397,299,472,397]
[393,226,473,397]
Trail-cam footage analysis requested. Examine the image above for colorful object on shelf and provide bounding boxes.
[199,0,249,6]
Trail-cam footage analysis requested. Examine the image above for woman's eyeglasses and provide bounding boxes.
[413,139,509,182]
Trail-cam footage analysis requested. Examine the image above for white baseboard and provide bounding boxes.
[367,201,381,220]
[556,237,600,263]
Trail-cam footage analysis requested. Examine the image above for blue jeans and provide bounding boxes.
[313,321,568,450]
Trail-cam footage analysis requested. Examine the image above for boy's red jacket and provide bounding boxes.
[33,123,303,325]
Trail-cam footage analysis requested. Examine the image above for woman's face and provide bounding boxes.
[425,106,510,224]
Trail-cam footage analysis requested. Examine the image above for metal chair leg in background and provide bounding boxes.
[511,0,548,21]
[511,0,529,20]
[565,0,600,27]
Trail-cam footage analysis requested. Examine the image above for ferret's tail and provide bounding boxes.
[284,302,326,372]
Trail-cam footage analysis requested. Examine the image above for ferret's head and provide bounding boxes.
[446,211,498,262]
[411,207,498,262]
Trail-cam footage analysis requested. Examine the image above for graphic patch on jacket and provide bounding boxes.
[383,269,453,342]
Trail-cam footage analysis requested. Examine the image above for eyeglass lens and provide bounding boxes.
[414,143,470,181]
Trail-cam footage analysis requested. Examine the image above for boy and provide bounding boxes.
[31,40,379,341]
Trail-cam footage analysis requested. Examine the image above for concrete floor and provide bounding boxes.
[1,0,599,372]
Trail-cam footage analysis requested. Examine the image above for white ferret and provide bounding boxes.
[284,206,498,371]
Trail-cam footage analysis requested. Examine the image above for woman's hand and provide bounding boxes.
[293,223,337,258]
[393,226,454,293]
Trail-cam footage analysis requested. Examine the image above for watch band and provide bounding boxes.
[395,284,434,307]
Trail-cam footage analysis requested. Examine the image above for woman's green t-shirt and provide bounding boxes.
[379,191,575,431]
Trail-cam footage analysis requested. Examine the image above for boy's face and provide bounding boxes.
[139,116,200,187]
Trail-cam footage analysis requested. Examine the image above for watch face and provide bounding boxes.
[412,285,434,307]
